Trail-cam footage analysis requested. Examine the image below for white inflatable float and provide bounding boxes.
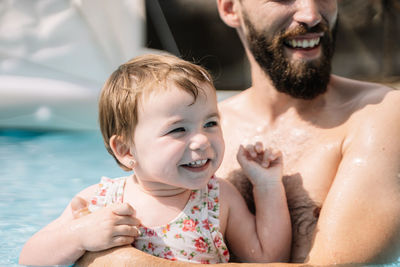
[0,0,152,130]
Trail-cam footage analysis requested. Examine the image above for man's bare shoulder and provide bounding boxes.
[353,77,396,106]
[331,75,399,108]
[218,89,252,121]
[218,88,259,142]
[308,77,400,264]
[331,76,400,154]
[329,76,399,126]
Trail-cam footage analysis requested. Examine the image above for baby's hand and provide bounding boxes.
[236,142,283,187]
[69,198,141,252]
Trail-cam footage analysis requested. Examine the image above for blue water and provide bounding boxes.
[1,129,400,266]
[0,130,127,266]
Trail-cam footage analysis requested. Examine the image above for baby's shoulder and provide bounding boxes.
[75,183,100,202]
[75,176,127,202]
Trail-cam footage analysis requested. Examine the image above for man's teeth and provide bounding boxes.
[186,159,208,167]
[287,38,320,48]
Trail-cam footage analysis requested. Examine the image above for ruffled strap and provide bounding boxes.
[206,176,230,262]
[88,176,127,212]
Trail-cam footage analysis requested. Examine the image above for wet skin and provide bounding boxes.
[77,76,400,266]
[216,0,400,262]
[218,76,373,261]
[217,74,400,264]
[77,0,400,265]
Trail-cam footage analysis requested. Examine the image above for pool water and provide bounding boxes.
[1,129,400,266]
[0,130,127,266]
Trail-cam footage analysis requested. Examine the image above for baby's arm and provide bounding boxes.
[19,185,140,266]
[221,142,291,262]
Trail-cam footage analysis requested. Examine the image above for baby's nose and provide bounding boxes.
[189,133,210,151]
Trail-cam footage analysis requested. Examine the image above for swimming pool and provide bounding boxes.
[1,129,399,266]
[0,130,127,266]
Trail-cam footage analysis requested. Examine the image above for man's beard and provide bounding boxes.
[243,14,337,100]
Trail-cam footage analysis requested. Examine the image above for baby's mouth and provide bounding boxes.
[183,159,209,168]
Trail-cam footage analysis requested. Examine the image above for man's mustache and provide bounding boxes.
[281,23,330,39]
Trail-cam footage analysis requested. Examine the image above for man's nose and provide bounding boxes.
[293,0,322,28]
[189,132,210,151]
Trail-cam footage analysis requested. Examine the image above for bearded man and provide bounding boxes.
[77,0,400,265]
[215,0,400,264]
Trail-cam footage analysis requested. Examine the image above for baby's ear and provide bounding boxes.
[109,135,136,169]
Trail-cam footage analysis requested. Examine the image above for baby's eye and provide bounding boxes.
[168,127,186,134]
[204,121,218,128]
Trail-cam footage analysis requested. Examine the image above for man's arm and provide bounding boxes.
[76,246,300,267]
[76,246,191,267]
[307,91,400,264]
[19,186,139,265]
[19,186,98,265]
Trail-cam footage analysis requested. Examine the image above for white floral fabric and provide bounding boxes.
[88,176,229,264]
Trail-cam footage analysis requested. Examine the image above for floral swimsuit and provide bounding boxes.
[88,176,230,264]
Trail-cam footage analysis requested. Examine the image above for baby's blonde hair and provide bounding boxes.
[99,53,215,170]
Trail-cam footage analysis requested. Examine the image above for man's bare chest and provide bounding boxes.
[224,122,343,185]
[221,123,344,261]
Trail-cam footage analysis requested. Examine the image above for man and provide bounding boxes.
[215,0,400,264]
[77,0,400,265]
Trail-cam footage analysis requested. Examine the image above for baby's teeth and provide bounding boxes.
[187,159,207,167]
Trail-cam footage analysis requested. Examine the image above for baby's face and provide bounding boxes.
[130,82,224,190]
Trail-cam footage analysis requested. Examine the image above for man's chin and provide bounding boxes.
[267,56,331,100]
[272,71,330,100]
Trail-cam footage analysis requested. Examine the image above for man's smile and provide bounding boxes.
[284,37,321,49]
[283,33,324,60]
